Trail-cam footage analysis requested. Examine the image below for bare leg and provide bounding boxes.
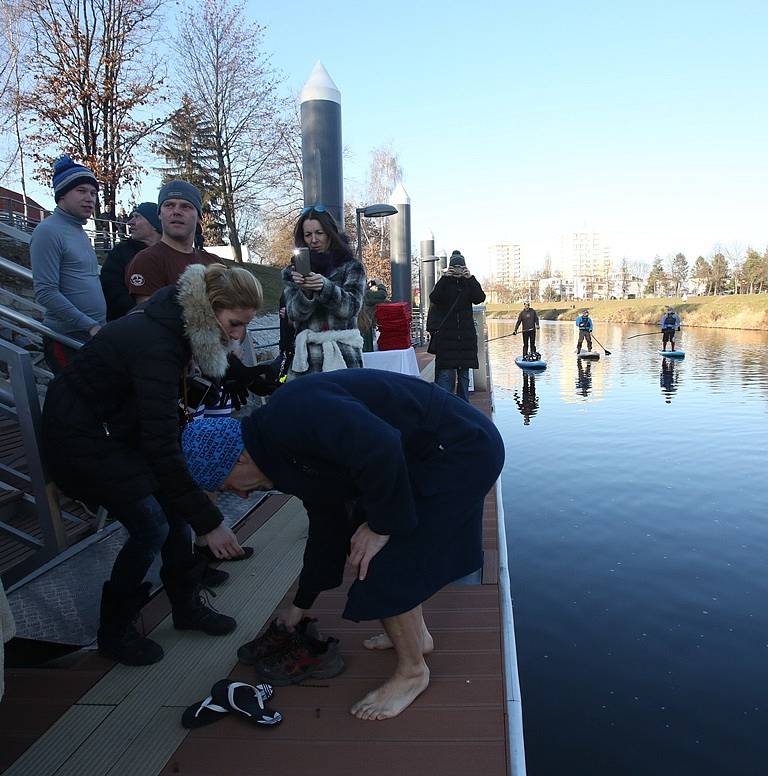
[351,605,430,721]
[363,606,434,654]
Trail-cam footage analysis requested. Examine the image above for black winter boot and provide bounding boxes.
[161,557,237,636]
[192,548,230,588]
[97,581,164,666]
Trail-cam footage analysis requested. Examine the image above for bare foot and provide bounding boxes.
[363,630,434,654]
[350,667,430,720]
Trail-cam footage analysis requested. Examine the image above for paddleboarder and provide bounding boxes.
[575,308,593,354]
[660,307,681,352]
[513,301,540,359]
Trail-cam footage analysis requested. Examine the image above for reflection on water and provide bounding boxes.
[489,319,768,776]
[660,357,680,403]
[576,358,593,397]
[512,371,539,425]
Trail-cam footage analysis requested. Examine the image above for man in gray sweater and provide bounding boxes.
[30,155,107,373]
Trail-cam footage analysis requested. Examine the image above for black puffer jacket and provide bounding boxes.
[427,274,486,369]
[100,238,145,321]
[41,265,230,534]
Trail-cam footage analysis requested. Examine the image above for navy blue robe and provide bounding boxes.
[240,369,505,621]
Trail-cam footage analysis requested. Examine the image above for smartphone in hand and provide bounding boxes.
[293,247,311,276]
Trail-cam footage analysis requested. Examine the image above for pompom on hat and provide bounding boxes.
[182,417,244,492]
[52,155,98,202]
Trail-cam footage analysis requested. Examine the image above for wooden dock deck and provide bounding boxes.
[1,358,523,776]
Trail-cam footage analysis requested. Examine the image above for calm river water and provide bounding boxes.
[489,319,768,776]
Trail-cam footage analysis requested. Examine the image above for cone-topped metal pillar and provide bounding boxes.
[389,183,411,304]
[420,229,436,316]
[300,62,343,227]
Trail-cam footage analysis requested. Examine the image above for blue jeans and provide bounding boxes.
[435,367,470,402]
[108,495,193,593]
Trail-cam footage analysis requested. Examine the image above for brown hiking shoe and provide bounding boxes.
[252,632,345,686]
[237,617,320,665]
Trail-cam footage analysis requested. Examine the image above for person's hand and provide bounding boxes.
[512,331,518,336]
[88,324,101,337]
[349,522,390,581]
[300,272,324,292]
[276,605,306,631]
[204,523,244,560]
[462,267,471,278]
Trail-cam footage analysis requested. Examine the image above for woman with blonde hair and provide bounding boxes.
[42,263,262,666]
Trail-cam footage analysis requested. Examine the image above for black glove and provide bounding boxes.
[220,353,282,408]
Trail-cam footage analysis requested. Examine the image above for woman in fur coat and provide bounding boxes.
[282,207,366,377]
[41,263,262,666]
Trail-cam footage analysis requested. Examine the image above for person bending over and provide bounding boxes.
[182,369,505,721]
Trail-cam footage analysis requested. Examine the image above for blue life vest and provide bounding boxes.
[663,313,677,330]
[578,316,591,331]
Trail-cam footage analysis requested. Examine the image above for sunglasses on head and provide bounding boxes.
[300,204,327,215]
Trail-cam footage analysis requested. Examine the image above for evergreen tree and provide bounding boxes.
[691,256,711,294]
[644,255,666,295]
[155,94,225,244]
[709,252,729,295]
[670,252,689,296]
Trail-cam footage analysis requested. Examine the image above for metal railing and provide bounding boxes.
[0,338,68,586]
[0,194,129,252]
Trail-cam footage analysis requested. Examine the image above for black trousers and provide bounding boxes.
[522,330,536,354]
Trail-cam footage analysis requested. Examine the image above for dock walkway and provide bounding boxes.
[1,356,522,776]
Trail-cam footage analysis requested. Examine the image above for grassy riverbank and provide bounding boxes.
[486,295,768,331]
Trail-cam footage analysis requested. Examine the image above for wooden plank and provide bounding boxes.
[2,704,113,776]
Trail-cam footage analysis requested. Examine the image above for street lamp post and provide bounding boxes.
[355,203,398,261]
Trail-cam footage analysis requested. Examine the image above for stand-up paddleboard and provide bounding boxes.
[515,356,547,370]
[577,351,600,359]
[660,350,685,358]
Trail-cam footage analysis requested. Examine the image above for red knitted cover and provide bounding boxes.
[375,303,411,351]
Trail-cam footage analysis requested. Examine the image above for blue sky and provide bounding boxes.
[255,0,768,276]
[17,0,767,278]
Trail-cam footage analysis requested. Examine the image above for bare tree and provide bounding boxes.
[24,0,168,217]
[0,0,29,197]
[176,0,290,261]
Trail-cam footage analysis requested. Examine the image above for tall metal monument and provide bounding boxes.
[389,182,412,304]
[299,62,343,227]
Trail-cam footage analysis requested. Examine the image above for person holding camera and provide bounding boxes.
[41,263,263,666]
[426,251,486,401]
[282,205,366,378]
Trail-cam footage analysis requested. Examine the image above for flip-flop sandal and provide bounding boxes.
[181,695,230,729]
[210,680,282,726]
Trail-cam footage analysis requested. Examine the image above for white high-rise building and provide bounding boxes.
[489,243,522,286]
[560,229,612,299]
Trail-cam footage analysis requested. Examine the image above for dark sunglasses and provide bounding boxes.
[300,204,327,215]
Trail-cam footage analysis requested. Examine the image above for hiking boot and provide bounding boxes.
[161,558,237,636]
[237,617,320,665]
[97,581,164,666]
[252,631,345,686]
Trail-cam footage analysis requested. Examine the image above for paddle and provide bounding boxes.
[485,331,519,343]
[590,333,611,356]
[626,331,663,340]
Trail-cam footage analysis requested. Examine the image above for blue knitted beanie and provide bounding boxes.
[52,155,98,202]
[132,202,162,234]
[182,417,244,491]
